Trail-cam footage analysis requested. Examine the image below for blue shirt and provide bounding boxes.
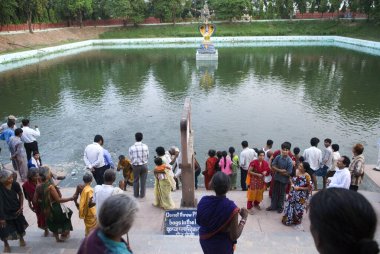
[0,128,15,144]
[273,155,293,184]
[103,148,115,169]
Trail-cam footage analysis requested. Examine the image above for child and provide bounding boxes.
[78,173,97,236]
[117,155,133,191]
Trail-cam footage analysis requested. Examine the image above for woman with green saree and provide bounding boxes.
[34,166,74,242]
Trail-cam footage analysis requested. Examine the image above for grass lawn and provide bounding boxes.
[100,20,380,42]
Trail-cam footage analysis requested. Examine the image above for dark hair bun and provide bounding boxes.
[357,239,379,254]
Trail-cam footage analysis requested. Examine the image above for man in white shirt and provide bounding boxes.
[84,135,106,185]
[21,119,40,161]
[263,139,273,163]
[327,155,351,189]
[303,137,322,190]
[129,132,149,198]
[239,140,257,191]
[93,169,123,211]
[330,144,341,172]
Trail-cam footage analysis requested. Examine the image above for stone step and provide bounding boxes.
[3,228,318,254]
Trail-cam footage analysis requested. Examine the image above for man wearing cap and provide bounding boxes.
[0,115,17,133]
[21,119,40,161]
[0,120,15,145]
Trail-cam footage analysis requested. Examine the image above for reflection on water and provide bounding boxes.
[0,47,379,186]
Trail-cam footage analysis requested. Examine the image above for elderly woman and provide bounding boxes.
[196,172,248,254]
[78,193,138,254]
[0,169,28,253]
[309,188,379,254]
[349,143,365,191]
[33,166,74,242]
[22,168,48,236]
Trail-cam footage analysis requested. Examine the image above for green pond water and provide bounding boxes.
[0,46,379,187]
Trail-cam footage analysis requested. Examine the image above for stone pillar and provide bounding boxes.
[180,98,196,207]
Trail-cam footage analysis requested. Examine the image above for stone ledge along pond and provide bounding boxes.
[0,46,379,187]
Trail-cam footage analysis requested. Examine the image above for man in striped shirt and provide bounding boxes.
[129,132,149,198]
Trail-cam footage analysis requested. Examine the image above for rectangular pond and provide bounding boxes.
[0,46,379,187]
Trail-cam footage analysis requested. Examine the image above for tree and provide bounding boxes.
[105,0,132,25]
[129,0,147,26]
[208,0,252,21]
[359,0,374,20]
[151,0,184,24]
[330,0,341,18]
[92,0,110,20]
[67,0,93,28]
[309,0,317,13]
[18,0,48,33]
[295,0,307,17]
[318,0,329,17]
[0,0,18,26]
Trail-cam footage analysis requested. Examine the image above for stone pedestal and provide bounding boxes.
[196,50,218,61]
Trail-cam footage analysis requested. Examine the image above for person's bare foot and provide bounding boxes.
[54,233,64,242]
[248,208,254,215]
[60,232,70,241]
[19,238,26,247]
[254,204,261,210]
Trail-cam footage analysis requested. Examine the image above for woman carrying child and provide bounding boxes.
[153,157,175,210]
[246,150,270,214]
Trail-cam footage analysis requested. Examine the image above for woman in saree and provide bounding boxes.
[197,172,248,254]
[246,150,270,213]
[153,157,175,210]
[22,168,48,236]
[282,161,311,226]
[34,166,74,242]
[0,169,28,253]
[78,194,138,254]
[228,147,239,190]
[203,149,217,190]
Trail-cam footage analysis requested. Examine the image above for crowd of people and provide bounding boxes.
[1,114,380,254]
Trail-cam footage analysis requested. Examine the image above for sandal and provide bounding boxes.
[19,238,26,247]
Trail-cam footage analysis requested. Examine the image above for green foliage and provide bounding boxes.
[208,0,252,21]
[151,0,184,24]
[295,0,307,14]
[309,0,316,13]
[0,0,18,25]
[129,0,147,25]
[330,0,341,14]
[359,0,374,19]
[105,0,131,21]
[318,0,329,15]
[99,20,380,42]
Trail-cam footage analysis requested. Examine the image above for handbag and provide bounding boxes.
[264,175,272,183]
